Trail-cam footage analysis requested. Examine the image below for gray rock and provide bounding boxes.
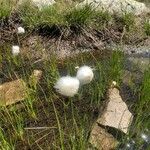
[32,0,56,10]
[0,70,42,106]
[89,123,119,150]
[89,84,133,149]
[0,79,28,106]
[18,0,56,10]
[77,0,149,16]
[97,85,133,134]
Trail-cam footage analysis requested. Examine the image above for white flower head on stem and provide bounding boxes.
[54,76,80,97]
[76,66,94,85]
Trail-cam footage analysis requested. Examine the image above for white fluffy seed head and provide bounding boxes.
[54,76,80,97]
[17,27,25,34]
[76,66,94,85]
[12,46,20,56]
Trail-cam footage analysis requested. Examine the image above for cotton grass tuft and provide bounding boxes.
[76,66,94,85]
[54,76,80,97]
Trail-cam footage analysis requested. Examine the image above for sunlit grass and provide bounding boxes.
[0,47,125,149]
[19,1,66,29]
[65,5,94,28]
[144,20,150,36]
[0,0,12,20]
[134,67,150,130]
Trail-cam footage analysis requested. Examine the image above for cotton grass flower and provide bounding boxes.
[54,76,80,97]
[12,46,20,56]
[17,27,25,34]
[76,66,94,85]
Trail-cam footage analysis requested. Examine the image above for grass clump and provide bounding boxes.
[65,5,94,28]
[92,10,112,29]
[144,20,150,36]
[138,68,150,131]
[0,127,14,150]
[128,67,150,148]
[20,2,66,29]
[108,50,124,84]
[0,0,12,20]
[116,13,135,31]
[19,2,40,28]
[20,2,94,30]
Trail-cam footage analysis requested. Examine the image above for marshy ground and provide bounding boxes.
[0,0,150,150]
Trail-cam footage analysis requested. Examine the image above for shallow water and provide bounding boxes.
[106,43,150,71]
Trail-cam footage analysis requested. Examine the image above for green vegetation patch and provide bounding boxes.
[144,20,150,36]
[0,0,12,20]
[0,49,125,149]
[65,5,94,28]
[19,1,66,29]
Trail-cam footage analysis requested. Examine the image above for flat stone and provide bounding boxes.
[77,0,149,16]
[97,87,133,134]
[0,79,28,106]
[89,123,118,150]
[0,70,42,106]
